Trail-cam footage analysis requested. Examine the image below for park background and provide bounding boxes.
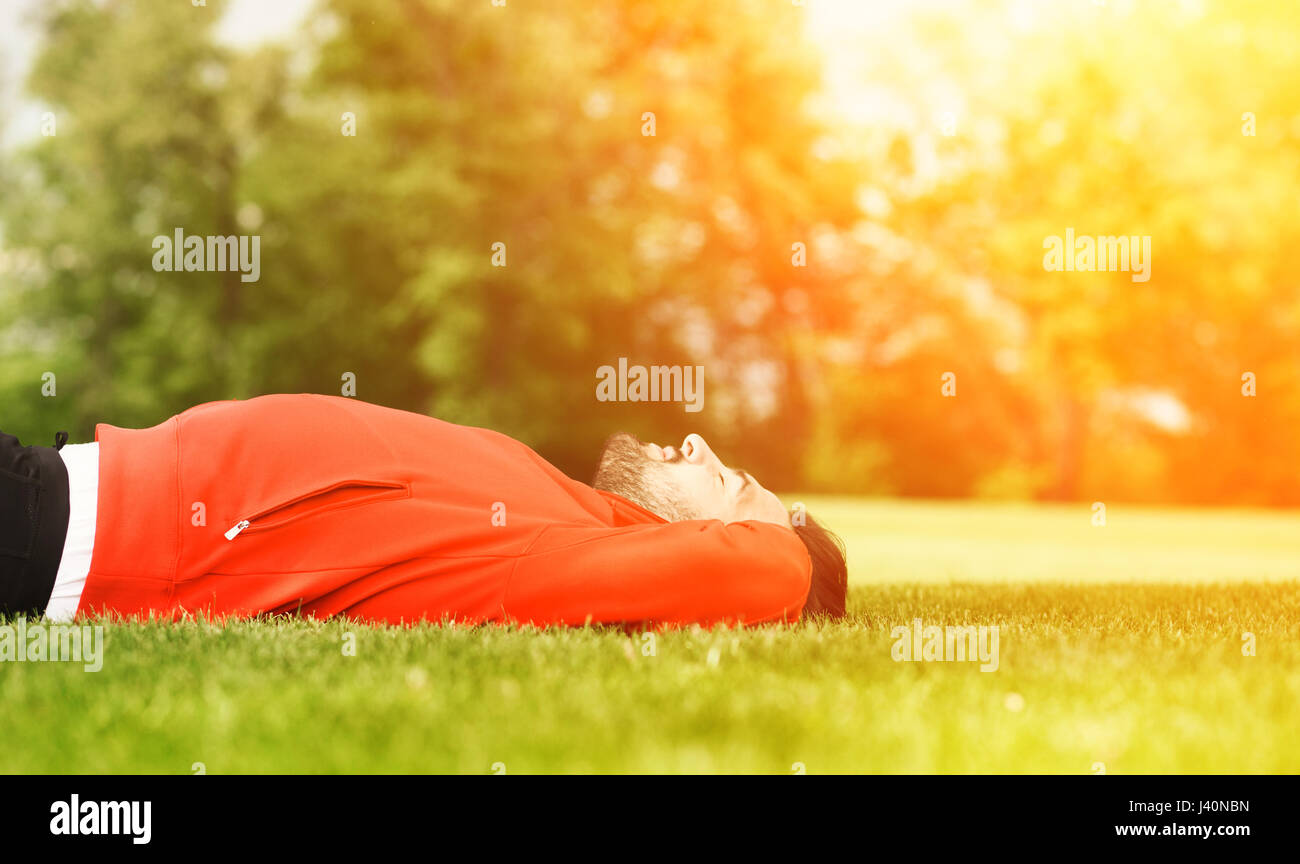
[2,0,1300,775]
[2,0,1298,507]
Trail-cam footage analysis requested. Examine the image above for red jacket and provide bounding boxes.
[79,394,810,626]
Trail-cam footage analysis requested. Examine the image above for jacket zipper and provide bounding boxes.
[225,520,252,540]
[224,480,407,541]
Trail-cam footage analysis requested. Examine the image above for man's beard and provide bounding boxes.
[591,432,702,523]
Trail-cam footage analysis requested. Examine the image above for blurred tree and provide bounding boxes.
[2,0,243,439]
[813,0,1300,504]
[299,0,864,484]
[2,0,1298,506]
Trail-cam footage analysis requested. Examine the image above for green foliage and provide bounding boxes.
[2,0,1297,502]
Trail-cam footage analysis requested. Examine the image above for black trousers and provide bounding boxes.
[0,429,70,616]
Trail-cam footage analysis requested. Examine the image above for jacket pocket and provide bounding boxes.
[223,480,409,540]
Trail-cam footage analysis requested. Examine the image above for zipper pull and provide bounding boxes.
[224,519,250,540]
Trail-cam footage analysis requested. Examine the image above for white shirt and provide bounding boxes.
[47,441,99,622]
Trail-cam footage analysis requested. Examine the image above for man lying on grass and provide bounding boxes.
[1,394,847,627]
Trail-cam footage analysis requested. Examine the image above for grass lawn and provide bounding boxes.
[3,499,1298,773]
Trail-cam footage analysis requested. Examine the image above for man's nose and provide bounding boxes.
[681,433,718,467]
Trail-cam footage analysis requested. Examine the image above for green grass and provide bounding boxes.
[803,495,1300,584]
[3,499,1299,773]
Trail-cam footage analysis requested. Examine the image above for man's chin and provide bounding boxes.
[591,432,649,494]
[591,433,702,523]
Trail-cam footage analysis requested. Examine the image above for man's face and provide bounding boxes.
[592,432,791,528]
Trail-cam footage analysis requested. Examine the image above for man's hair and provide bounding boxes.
[793,513,848,620]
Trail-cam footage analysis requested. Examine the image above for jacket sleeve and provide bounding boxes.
[501,519,811,627]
